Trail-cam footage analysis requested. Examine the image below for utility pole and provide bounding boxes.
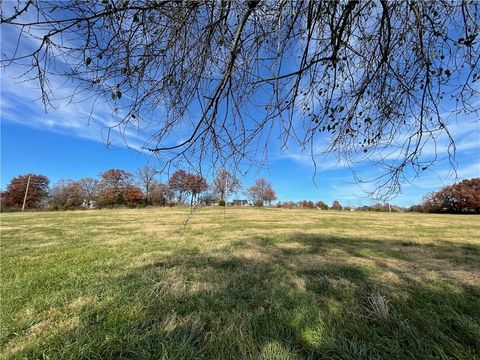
[223,176,228,226]
[22,175,31,212]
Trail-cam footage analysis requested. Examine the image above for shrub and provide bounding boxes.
[218,199,226,207]
[254,200,264,207]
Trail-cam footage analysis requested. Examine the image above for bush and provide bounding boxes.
[0,207,20,213]
[254,200,264,207]
[218,199,226,207]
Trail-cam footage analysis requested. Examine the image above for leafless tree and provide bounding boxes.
[49,179,84,209]
[2,1,479,198]
[78,177,99,207]
[149,181,170,206]
[136,165,156,203]
[211,169,241,201]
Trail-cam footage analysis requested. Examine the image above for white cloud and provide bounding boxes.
[0,63,152,152]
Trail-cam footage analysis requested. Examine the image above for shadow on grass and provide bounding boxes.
[8,233,480,359]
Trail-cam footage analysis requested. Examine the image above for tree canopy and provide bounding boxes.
[422,178,480,213]
[2,1,479,196]
[97,168,134,206]
[245,178,275,206]
[2,174,49,209]
[211,169,241,201]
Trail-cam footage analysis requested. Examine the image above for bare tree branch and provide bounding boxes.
[2,0,479,198]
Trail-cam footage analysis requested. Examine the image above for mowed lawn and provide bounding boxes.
[1,208,479,359]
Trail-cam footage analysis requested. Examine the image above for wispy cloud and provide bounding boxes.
[0,59,153,152]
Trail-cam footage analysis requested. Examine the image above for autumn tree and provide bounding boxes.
[264,188,277,206]
[331,200,343,211]
[302,200,314,208]
[3,1,479,197]
[168,170,190,204]
[285,201,297,209]
[124,185,144,206]
[66,181,85,208]
[97,169,133,207]
[245,178,275,207]
[211,169,242,202]
[2,174,49,209]
[186,174,208,206]
[78,177,99,208]
[315,201,328,210]
[136,166,156,204]
[422,178,480,213]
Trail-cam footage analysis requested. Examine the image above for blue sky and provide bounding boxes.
[2,115,478,207]
[1,10,479,207]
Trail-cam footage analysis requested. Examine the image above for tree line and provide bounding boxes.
[0,167,277,211]
[2,168,477,214]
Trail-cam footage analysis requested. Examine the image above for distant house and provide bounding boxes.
[201,198,217,206]
[231,199,249,206]
[82,200,96,209]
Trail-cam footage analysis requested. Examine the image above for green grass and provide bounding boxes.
[1,208,479,359]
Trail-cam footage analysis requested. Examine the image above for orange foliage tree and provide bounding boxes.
[2,174,49,209]
[423,178,480,213]
[97,169,134,207]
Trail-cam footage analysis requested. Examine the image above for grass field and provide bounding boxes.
[1,208,479,359]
